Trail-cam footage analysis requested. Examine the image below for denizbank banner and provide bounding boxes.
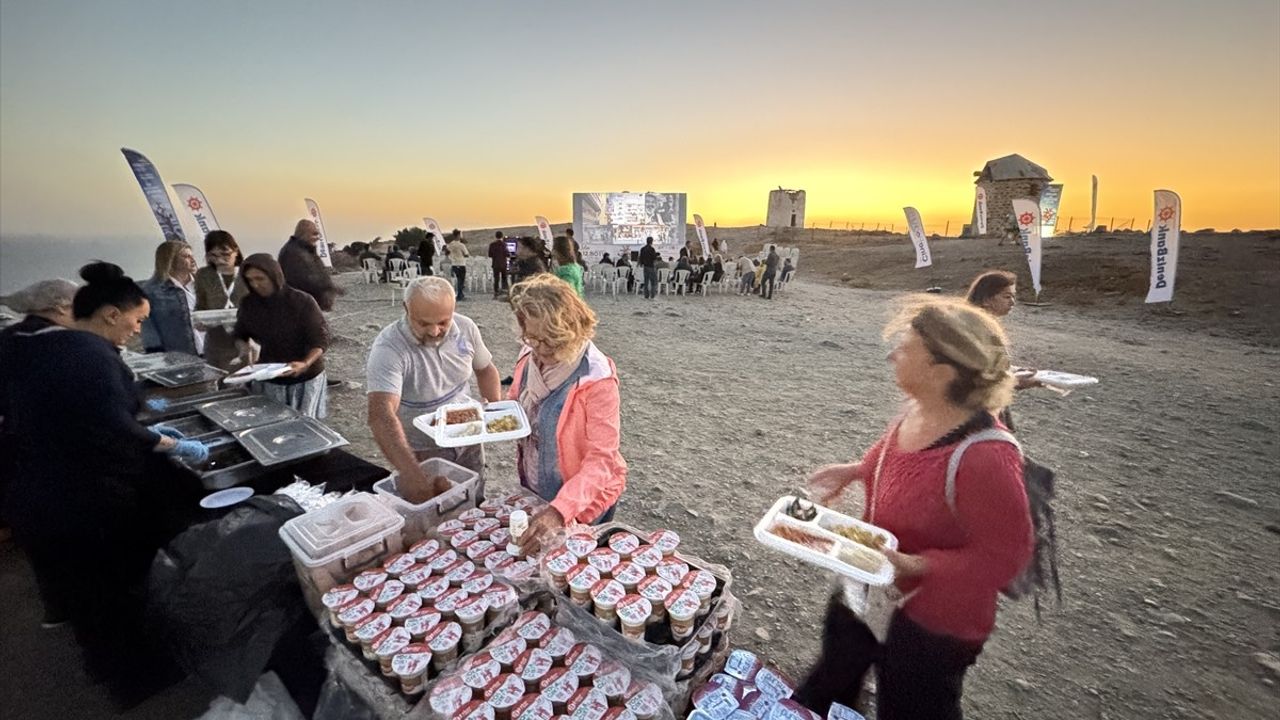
[1011,198,1043,296]
[693,214,710,257]
[975,186,988,235]
[121,148,186,242]
[1039,184,1063,238]
[304,198,333,268]
[172,184,221,237]
[1145,190,1181,304]
[903,207,931,268]
[535,216,555,244]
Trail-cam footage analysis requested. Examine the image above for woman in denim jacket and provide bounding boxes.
[139,241,199,355]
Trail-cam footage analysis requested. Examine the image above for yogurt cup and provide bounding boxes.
[463,570,496,595]
[337,597,376,642]
[403,607,443,640]
[539,667,581,712]
[321,584,359,627]
[373,579,406,609]
[391,643,433,695]
[630,545,662,571]
[655,558,690,587]
[353,569,389,593]
[616,595,653,641]
[388,591,424,621]
[602,709,637,720]
[474,517,502,536]
[489,528,512,548]
[693,681,739,718]
[681,569,717,612]
[429,549,461,573]
[612,562,646,593]
[503,559,539,582]
[565,687,609,720]
[770,699,821,720]
[456,594,491,635]
[418,574,452,603]
[437,519,467,538]
[714,596,735,632]
[636,576,673,623]
[456,701,497,720]
[513,693,555,720]
[429,673,474,717]
[513,610,553,644]
[354,612,394,657]
[695,617,715,653]
[452,530,482,552]
[565,642,603,680]
[606,532,640,559]
[664,588,700,641]
[487,552,517,573]
[592,660,631,702]
[514,647,554,691]
[461,652,503,692]
[399,563,433,589]
[446,559,480,586]
[738,689,776,719]
[647,530,680,557]
[589,579,625,624]
[538,626,576,663]
[543,547,577,590]
[586,548,621,578]
[384,552,417,577]
[489,630,528,669]
[435,588,471,618]
[494,506,514,523]
[679,640,699,675]
[425,620,463,669]
[409,537,442,561]
[622,680,664,720]
[468,540,499,562]
[564,532,597,559]
[374,626,412,676]
[459,508,488,526]
[512,496,541,511]
[724,650,762,682]
[483,582,519,624]
[566,565,600,607]
[485,674,527,720]
[479,499,503,513]
[754,667,795,701]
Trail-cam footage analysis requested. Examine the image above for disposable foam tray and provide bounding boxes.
[411,400,531,448]
[753,495,897,586]
[1031,369,1099,389]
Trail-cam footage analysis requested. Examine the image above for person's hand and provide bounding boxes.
[1014,369,1042,390]
[885,549,927,579]
[169,439,210,465]
[519,506,565,555]
[145,397,170,413]
[399,466,451,504]
[281,361,309,377]
[152,425,185,440]
[807,463,858,505]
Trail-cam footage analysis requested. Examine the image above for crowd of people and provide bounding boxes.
[0,210,1046,716]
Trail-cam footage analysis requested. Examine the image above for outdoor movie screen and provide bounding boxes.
[572,192,687,261]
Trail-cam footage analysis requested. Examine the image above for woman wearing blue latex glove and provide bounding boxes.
[145,397,169,413]
[151,425,185,440]
[169,439,209,464]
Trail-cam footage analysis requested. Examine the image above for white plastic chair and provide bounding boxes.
[361,258,380,283]
[405,261,421,280]
[607,267,628,298]
[656,268,671,295]
[387,258,408,282]
[698,271,713,297]
[673,269,691,296]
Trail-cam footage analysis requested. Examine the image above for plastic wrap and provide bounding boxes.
[195,672,306,720]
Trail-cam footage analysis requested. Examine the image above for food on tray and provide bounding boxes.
[486,414,520,433]
[785,497,818,522]
[837,543,887,574]
[830,523,888,551]
[447,407,482,424]
[767,523,835,552]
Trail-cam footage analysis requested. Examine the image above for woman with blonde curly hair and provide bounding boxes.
[506,274,627,552]
[797,295,1033,720]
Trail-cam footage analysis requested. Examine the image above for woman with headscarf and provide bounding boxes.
[797,295,1032,720]
[233,254,330,417]
[194,230,249,370]
[140,240,201,355]
[506,275,626,553]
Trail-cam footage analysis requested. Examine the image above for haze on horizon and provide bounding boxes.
[1,0,1277,247]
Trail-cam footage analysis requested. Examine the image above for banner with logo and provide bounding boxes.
[1145,190,1181,304]
[535,216,555,244]
[975,187,988,236]
[423,217,446,255]
[172,184,220,238]
[303,198,333,268]
[693,214,710,257]
[120,148,186,242]
[903,207,931,268]
[1089,175,1099,232]
[1039,184,1063,238]
[1011,198,1043,296]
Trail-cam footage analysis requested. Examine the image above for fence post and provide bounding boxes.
[1067,217,1073,233]
[944,221,950,236]
[875,223,880,232]
[1110,216,1115,230]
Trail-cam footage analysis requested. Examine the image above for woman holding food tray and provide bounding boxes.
[795,295,1033,720]
[504,274,627,553]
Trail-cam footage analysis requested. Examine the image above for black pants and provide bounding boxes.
[452,266,467,299]
[643,266,658,298]
[795,595,982,720]
[761,271,777,299]
[492,267,508,293]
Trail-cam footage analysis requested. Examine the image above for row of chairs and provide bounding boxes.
[362,258,424,284]
[584,265,793,299]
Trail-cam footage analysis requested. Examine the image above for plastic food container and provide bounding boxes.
[513,611,553,644]
[490,528,512,548]
[771,699,822,720]
[514,647,554,691]
[392,643,433,695]
[460,508,487,526]
[278,494,404,613]
[607,532,640,559]
[590,579,625,624]
[637,576,672,623]
[616,595,652,641]
[486,552,516,574]
[452,529,482,552]
[543,547,577,590]
[513,694,555,720]
[665,588,700,641]
[656,558,690,586]
[320,584,359,627]
[538,626,576,663]
[383,552,417,577]
[630,545,662,571]
[565,642,602,680]
[474,517,502,536]
[425,620,463,669]
[373,579,406,609]
[565,687,609,720]
[693,681,739,717]
[413,399,532,448]
[682,569,717,612]
[353,569,389,593]
[753,495,897,586]
[388,591,424,621]
[404,607,442,640]
[429,674,474,717]
[374,626,412,676]
[695,617,715,653]
[623,680,664,720]
[566,565,600,607]
[602,709,638,720]
[586,548,621,578]
[593,659,631,701]
[485,674,527,720]
[437,519,467,538]
[539,668,580,712]
[648,530,680,557]
[337,598,376,642]
[564,533,597,559]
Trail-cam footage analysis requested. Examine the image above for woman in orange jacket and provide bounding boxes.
[506,275,627,553]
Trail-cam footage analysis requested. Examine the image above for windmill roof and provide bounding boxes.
[976,154,1052,182]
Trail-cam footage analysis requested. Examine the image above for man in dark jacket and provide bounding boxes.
[638,236,659,300]
[761,245,781,300]
[488,231,510,297]
[278,219,340,311]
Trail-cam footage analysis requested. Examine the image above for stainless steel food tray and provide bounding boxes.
[124,351,205,374]
[198,395,300,432]
[234,417,348,467]
[143,363,227,388]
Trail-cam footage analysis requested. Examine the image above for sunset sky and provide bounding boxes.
[1,0,1277,247]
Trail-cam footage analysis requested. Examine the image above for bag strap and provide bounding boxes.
[868,416,903,524]
[944,428,1022,514]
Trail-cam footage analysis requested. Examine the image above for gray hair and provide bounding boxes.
[10,278,78,314]
[403,276,455,305]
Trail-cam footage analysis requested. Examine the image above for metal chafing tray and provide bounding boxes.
[181,434,263,490]
[123,351,205,375]
[234,417,348,467]
[148,413,223,439]
[197,395,300,432]
[143,363,226,388]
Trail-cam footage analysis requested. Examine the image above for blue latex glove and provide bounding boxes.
[152,425,185,440]
[146,397,170,413]
[169,439,209,464]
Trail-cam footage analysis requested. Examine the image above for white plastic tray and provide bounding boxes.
[1031,369,1099,389]
[411,400,531,448]
[223,362,292,385]
[753,495,897,586]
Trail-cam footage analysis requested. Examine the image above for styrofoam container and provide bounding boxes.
[412,400,531,448]
[753,496,897,586]
[278,494,405,615]
[374,457,481,543]
[1031,369,1099,389]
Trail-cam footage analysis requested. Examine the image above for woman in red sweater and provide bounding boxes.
[797,296,1033,720]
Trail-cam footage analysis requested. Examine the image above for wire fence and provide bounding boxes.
[795,216,1143,236]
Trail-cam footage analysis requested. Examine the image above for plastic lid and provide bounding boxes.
[607,532,640,556]
[388,592,424,619]
[637,575,673,603]
[539,627,576,657]
[404,608,442,636]
[616,595,652,626]
[455,701,496,720]
[374,579,406,606]
[463,570,495,595]
[566,564,600,592]
[630,545,662,569]
[565,533,597,558]
[474,517,501,535]
[456,595,490,624]
[602,709,638,720]
[392,644,432,676]
[462,652,502,690]
[593,661,631,698]
[483,582,518,611]
[374,626,411,658]
[544,547,577,575]
[452,529,481,551]
[566,687,608,720]
[489,528,512,547]
[755,667,795,701]
[586,548,620,575]
[425,620,463,651]
[354,612,393,642]
[724,650,762,682]
[429,549,461,572]
[409,537,442,560]
[613,562,645,587]
[682,569,717,599]
[515,647,554,681]
[278,495,403,566]
[648,529,680,554]
[467,540,498,562]
[489,632,528,666]
[486,674,526,708]
[656,558,690,586]
[353,569,389,592]
[623,681,664,718]
[418,575,452,601]
[429,675,474,716]
[321,584,359,610]
[446,559,480,584]
[665,588,700,621]
[400,564,432,587]
[486,552,516,573]
[539,667,579,702]
[384,553,417,576]
[337,597,375,626]
[513,611,552,642]
[436,588,471,614]
[566,643,603,677]
[514,694,555,720]
[590,579,625,608]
